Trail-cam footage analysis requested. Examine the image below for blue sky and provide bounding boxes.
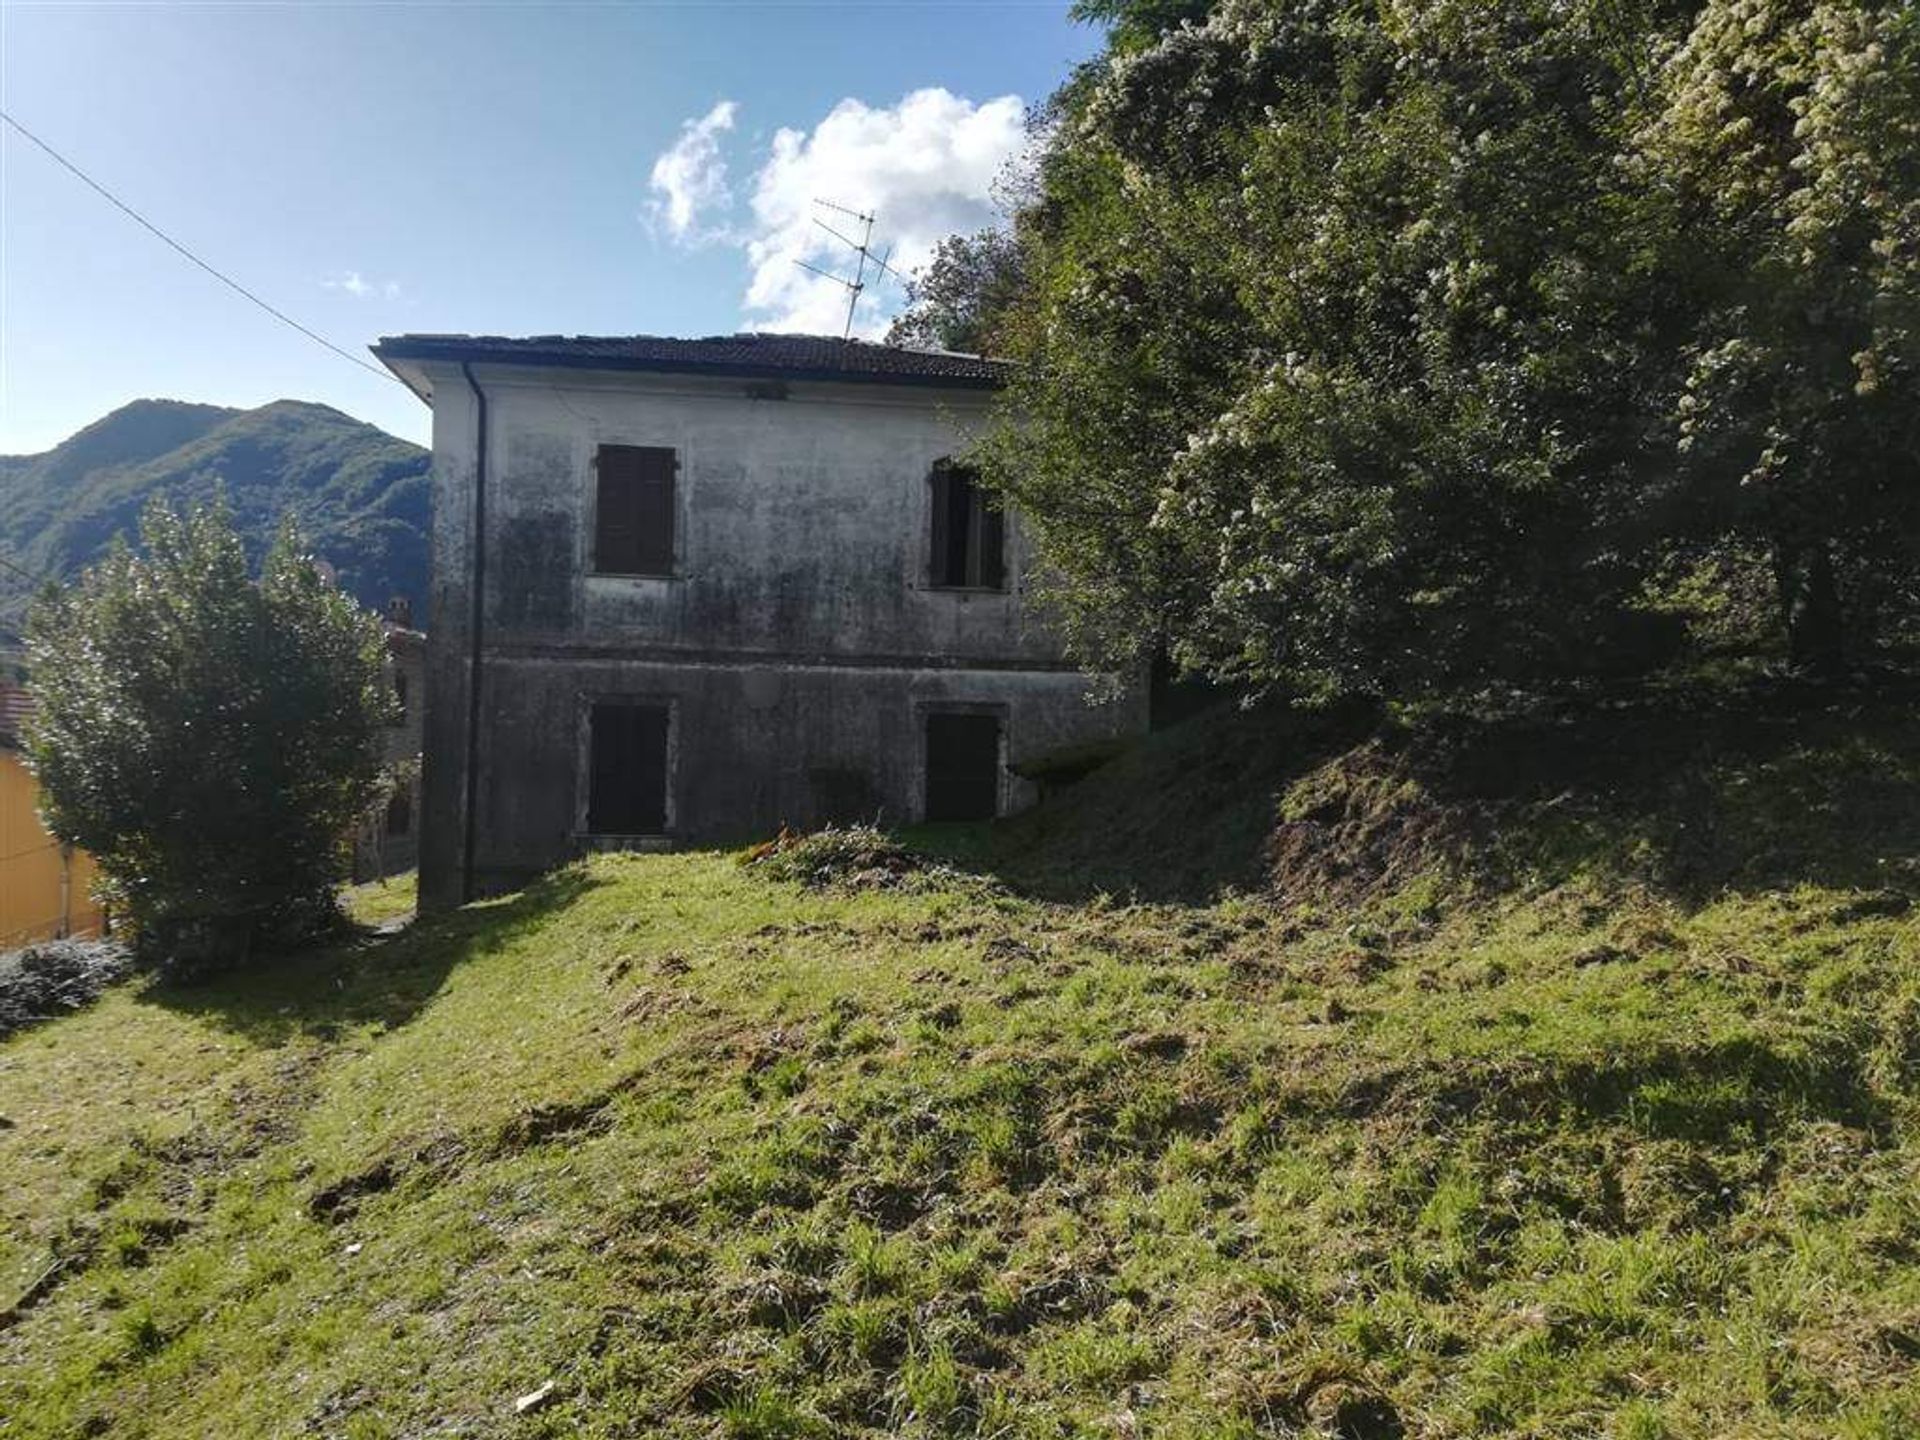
[0,1,1099,454]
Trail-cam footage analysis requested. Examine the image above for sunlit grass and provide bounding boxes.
[3,729,1918,1437]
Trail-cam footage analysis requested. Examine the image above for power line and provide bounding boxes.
[0,551,47,588]
[0,109,403,388]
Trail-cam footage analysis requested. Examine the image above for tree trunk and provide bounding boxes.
[1776,540,1845,676]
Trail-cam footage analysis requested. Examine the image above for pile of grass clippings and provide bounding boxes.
[742,825,928,892]
[0,941,133,1041]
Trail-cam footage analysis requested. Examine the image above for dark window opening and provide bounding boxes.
[594,444,676,576]
[924,712,1001,821]
[385,790,412,837]
[929,462,1005,590]
[390,671,408,726]
[588,702,670,834]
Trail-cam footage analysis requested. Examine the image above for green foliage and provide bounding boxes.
[885,229,1027,356]
[24,498,394,972]
[1068,0,1215,52]
[972,0,1920,698]
[1628,0,1920,671]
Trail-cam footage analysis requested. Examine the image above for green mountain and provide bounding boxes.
[0,399,429,639]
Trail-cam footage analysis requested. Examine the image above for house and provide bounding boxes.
[0,681,106,947]
[372,333,1147,910]
[349,599,426,883]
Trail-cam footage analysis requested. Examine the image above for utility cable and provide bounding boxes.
[0,109,403,387]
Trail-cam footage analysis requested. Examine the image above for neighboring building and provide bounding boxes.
[373,333,1146,910]
[351,601,426,882]
[0,682,106,947]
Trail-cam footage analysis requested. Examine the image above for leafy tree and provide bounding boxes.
[966,0,1920,698]
[1628,0,1920,672]
[975,0,1676,698]
[885,229,1027,355]
[24,498,394,974]
[1068,0,1215,52]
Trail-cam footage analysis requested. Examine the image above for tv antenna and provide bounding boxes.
[794,199,908,339]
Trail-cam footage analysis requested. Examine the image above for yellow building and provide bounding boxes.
[1,690,106,948]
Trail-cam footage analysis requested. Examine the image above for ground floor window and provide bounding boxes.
[924,711,1002,821]
[385,790,412,837]
[588,701,670,834]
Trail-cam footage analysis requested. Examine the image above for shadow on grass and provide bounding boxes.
[915,676,1920,911]
[910,699,1379,906]
[139,864,601,1045]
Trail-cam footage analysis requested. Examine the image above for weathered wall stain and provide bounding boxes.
[411,367,1147,908]
[493,513,575,630]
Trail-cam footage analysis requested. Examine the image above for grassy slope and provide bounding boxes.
[4,696,1920,1439]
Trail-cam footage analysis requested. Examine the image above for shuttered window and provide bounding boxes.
[924,712,1002,821]
[929,462,1005,590]
[594,444,676,576]
[587,702,670,834]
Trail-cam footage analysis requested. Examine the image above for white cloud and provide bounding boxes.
[743,88,1026,336]
[648,100,739,242]
[644,88,1026,337]
[324,271,402,300]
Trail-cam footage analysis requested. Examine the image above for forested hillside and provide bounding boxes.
[0,399,428,638]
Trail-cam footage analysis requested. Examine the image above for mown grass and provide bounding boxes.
[3,696,1918,1438]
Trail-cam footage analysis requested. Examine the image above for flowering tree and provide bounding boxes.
[919,0,1920,697]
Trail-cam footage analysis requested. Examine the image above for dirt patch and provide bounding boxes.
[743,824,924,891]
[493,1096,614,1152]
[1267,737,1488,908]
[307,1136,464,1223]
[0,1250,89,1333]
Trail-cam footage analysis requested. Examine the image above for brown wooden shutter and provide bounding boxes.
[929,463,954,586]
[976,492,1005,590]
[595,444,676,575]
[925,712,1001,820]
[588,702,670,833]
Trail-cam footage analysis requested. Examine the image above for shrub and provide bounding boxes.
[24,498,394,976]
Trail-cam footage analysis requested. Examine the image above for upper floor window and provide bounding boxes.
[594,444,676,576]
[390,671,408,726]
[929,460,1004,591]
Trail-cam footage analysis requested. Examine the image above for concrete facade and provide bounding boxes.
[377,339,1144,910]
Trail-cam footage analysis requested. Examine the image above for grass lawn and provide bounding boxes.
[2,694,1918,1438]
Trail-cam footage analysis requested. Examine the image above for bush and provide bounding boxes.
[24,498,394,976]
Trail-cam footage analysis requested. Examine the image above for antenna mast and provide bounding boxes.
[794,199,907,339]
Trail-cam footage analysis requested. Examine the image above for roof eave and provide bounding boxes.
[369,341,1009,395]
[373,349,435,405]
